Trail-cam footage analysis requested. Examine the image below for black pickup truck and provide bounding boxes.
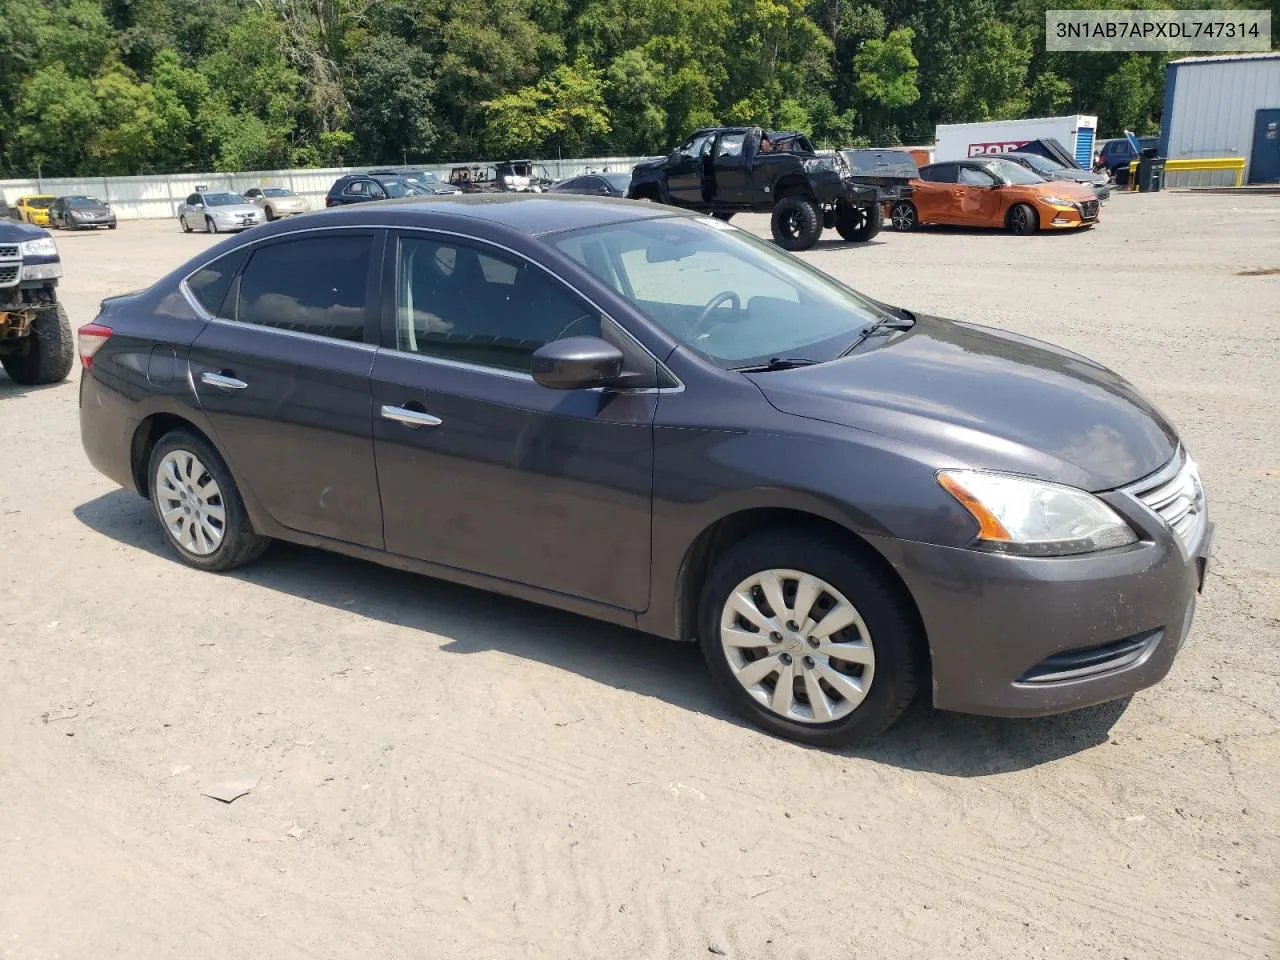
[627,127,917,251]
[0,217,73,385]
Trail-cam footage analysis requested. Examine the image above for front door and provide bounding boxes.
[667,133,713,205]
[1249,109,1280,185]
[187,229,386,548]
[955,166,1004,224]
[369,231,655,611]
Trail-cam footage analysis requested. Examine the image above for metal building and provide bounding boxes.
[1160,52,1280,186]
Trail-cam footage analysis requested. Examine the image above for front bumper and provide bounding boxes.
[1037,198,1100,229]
[868,486,1212,718]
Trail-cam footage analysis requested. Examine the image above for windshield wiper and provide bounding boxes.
[840,308,916,355]
[733,357,819,372]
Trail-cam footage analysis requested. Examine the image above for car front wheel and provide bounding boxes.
[206,216,218,234]
[1006,203,1039,235]
[698,532,923,746]
[148,430,270,572]
[771,195,823,251]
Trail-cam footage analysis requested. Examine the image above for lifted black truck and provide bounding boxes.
[0,219,73,385]
[627,127,918,251]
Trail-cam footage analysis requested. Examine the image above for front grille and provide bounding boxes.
[1126,448,1206,555]
[0,245,18,259]
[1018,631,1157,683]
[0,264,19,287]
[1080,199,1099,219]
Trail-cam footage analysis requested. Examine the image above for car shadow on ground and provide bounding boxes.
[894,224,1093,239]
[74,488,1129,777]
[0,370,68,398]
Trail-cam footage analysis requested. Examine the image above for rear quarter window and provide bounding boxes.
[185,249,248,317]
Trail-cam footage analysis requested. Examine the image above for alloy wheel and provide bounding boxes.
[891,201,916,230]
[719,568,875,723]
[155,449,226,556]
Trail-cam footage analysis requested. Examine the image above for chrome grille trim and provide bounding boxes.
[0,245,19,259]
[1124,447,1206,556]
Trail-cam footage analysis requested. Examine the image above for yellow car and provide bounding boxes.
[16,195,55,226]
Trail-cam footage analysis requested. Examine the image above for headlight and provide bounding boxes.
[20,237,58,257]
[938,470,1137,556]
[22,261,62,280]
[1039,196,1075,207]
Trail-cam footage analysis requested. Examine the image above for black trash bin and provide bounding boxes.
[1137,147,1165,192]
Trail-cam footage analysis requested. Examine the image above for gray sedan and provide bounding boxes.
[177,192,262,234]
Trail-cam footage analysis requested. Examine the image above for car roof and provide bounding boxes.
[279,193,692,236]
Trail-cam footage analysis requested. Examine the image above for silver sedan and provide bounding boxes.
[177,192,262,234]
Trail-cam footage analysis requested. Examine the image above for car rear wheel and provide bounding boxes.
[834,202,884,242]
[890,200,918,231]
[771,196,823,251]
[206,216,218,234]
[698,532,923,746]
[148,430,270,572]
[1006,203,1039,235]
[0,303,74,385]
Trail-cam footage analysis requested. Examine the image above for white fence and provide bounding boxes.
[0,157,658,221]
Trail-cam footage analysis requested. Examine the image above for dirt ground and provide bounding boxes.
[2,193,1277,960]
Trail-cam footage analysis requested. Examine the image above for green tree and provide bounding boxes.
[485,57,610,156]
[346,34,437,163]
[89,67,164,174]
[852,26,920,140]
[15,63,101,175]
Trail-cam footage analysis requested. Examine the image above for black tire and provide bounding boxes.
[108,223,117,230]
[889,199,918,231]
[711,211,735,222]
[206,216,218,234]
[1006,202,1039,235]
[834,202,884,242]
[180,215,192,233]
[697,531,924,747]
[264,206,275,221]
[147,429,271,572]
[0,302,74,385]
[770,195,823,251]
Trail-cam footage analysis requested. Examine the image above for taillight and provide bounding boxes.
[324,196,334,207]
[77,322,112,370]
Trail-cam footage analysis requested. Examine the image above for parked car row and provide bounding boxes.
[10,194,118,230]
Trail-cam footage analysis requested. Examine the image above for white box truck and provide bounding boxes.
[933,115,1099,169]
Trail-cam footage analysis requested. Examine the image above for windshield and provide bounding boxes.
[66,196,103,207]
[410,172,439,184]
[982,159,1045,185]
[551,217,886,368]
[204,193,245,206]
[1016,154,1063,175]
[262,187,292,197]
[27,197,55,209]
[381,180,422,198]
[603,174,632,192]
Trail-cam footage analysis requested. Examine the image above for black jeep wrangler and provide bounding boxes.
[0,217,73,385]
[627,127,918,251]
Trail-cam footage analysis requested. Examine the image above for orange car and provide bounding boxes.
[890,158,1099,235]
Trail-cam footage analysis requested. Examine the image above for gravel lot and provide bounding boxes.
[2,193,1278,959]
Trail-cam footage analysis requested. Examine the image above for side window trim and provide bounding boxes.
[378,227,680,390]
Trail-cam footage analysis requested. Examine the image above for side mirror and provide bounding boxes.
[532,336,623,390]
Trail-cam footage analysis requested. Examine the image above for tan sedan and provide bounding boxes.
[243,186,308,220]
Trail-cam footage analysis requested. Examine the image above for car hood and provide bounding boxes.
[69,204,112,214]
[267,195,305,206]
[1052,170,1107,186]
[208,204,259,216]
[633,157,668,173]
[0,220,51,242]
[749,315,1178,491]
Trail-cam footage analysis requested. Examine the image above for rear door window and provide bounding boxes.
[234,234,375,342]
[922,164,958,183]
[186,249,248,318]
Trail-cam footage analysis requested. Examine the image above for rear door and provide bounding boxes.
[368,230,656,611]
[912,163,958,222]
[187,229,386,548]
[709,131,749,204]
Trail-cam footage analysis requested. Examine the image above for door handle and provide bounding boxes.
[200,371,248,390]
[380,404,442,428]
